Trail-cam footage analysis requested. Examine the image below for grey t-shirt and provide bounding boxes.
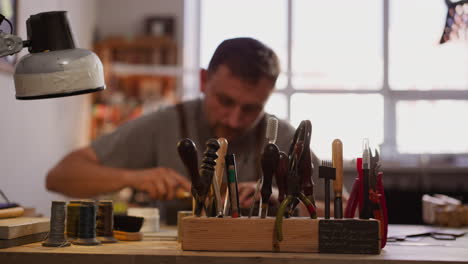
[91,98,324,200]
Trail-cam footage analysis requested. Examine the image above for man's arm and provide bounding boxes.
[46,146,190,199]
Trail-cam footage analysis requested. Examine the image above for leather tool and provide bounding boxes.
[211,138,228,217]
[226,154,240,218]
[332,139,343,218]
[319,160,335,219]
[177,138,200,214]
[248,178,262,218]
[196,139,220,217]
[0,190,24,219]
[360,139,372,219]
[260,143,280,218]
[301,150,315,208]
[275,120,317,242]
[370,148,388,248]
[249,117,279,218]
[387,229,466,242]
[113,214,144,241]
[288,120,314,217]
[344,147,388,249]
[344,158,362,218]
[222,187,230,216]
[275,151,289,204]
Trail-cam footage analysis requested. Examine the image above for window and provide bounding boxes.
[197,0,468,165]
[390,0,468,91]
[292,0,383,90]
[200,0,287,71]
[396,100,468,154]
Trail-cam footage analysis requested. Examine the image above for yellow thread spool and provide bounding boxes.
[66,200,81,241]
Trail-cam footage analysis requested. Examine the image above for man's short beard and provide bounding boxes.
[213,124,245,140]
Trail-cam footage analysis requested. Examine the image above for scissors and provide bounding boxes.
[387,230,466,242]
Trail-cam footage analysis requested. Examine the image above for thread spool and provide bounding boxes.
[66,200,81,240]
[96,200,117,243]
[42,201,71,247]
[72,201,101,246]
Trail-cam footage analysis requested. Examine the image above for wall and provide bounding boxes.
[0,0,97,216]
[0,0,186,216]
[182,0,200,99]
[95,0,184,65]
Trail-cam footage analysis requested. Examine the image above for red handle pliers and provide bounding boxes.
[345,149,388,248]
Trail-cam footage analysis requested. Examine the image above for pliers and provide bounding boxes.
[286,120,316,217]
[275,120,317,242]
[369,149,388,248]
[344,148,388,248]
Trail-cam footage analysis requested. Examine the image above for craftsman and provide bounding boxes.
[46,37,324,212]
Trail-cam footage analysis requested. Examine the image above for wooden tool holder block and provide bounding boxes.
[181,216,380,254]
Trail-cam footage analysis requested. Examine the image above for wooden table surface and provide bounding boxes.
[0,225,467,264]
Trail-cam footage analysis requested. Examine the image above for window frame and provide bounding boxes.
[187,0,468,167]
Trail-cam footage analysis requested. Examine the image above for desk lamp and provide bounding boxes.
[0,11,105,100]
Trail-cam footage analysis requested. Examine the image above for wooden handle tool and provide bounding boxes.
[0,207,24,219]
[197,139,220,217]
[332,139,343,218]
[211,138,228,217]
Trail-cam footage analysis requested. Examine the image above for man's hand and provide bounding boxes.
[238,181,258,208]
[131,167,191,200]
[238,181,279,208]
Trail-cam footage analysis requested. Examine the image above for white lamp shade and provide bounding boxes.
[13,48,105,100]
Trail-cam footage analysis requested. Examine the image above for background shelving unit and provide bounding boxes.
[91,36,180,140]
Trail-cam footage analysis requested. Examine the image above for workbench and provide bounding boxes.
[0,225,467,264]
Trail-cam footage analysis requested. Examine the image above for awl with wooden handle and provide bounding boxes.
[212,138,228,217]
[332,139,343,219]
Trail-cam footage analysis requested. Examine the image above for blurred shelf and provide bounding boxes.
[90,35,179,140]
[112,63,183,77]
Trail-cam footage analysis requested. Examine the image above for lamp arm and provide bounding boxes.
[0,32,24,57]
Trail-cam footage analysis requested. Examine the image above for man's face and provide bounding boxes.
[201,65,274,141]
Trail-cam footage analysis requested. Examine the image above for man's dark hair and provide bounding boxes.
[207,37,280,85]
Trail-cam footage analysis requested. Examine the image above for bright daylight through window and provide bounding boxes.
[199,0,468,164]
